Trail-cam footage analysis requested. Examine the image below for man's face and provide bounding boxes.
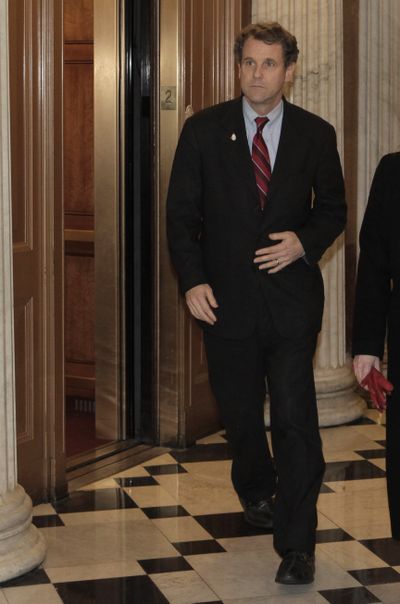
[238,37,295,115]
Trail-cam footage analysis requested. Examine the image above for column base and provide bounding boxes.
[0,484,46,582]
[314,363,367,427]
[264,363,366,428]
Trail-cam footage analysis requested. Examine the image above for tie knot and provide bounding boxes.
[255,116,269,133]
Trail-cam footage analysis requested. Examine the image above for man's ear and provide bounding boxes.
[285,62,296,83]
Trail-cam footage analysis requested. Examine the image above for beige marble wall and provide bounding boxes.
[0,0,46,582]
[252,0,365,424]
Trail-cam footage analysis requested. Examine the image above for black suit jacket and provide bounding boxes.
[167,97,346,339]
[352,153,400,379]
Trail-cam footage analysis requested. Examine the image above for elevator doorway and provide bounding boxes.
[63,0,155,468]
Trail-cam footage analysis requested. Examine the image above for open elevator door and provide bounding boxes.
[66,0,157,486]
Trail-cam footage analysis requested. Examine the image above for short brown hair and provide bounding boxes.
[234,22,299,67]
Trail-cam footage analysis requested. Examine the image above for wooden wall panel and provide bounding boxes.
[64,0,93,41]
[64,0,95,401]
[65,255,95,362]
[184,0,243,113]
[64,61,93,218]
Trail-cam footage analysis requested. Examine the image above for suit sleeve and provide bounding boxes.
[295,124,347,264]
[166,118,207,295]
[352,157,391,358]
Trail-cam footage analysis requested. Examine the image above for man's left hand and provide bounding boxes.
[254,231,305,273]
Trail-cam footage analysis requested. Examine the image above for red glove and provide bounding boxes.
[361,366,394,411]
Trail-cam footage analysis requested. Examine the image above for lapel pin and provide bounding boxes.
[230,133,236,141]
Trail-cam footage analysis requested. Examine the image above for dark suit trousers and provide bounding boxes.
[386,361,400,539]
[204,305,325,555]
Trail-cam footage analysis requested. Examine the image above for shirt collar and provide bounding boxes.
[242,97,284,125]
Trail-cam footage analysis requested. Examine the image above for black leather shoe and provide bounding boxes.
[239,497,273,529]
[275,550,315,585]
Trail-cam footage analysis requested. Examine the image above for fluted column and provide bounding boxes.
[0,0,46,581]
[252,0,365,425]
[357,0,400,232]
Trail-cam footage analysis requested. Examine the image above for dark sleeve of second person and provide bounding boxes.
[166,117,207,295]
[352,156,392,359]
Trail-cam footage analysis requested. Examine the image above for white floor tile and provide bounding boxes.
[151,570,219,604]
[2,585,62,604]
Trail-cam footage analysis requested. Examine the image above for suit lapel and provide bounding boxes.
[267,100,300,201]
[219,98,259,208]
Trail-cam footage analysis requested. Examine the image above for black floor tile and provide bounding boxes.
[324,460,386,482]
[348,416,377,426]
[360,538,400,566]
[355,449,386,460]
[141,505,190,519]
[53,489,137,513]
[144,464,188,476]
[138,556,192,574]
[173,539,226,555]
[316,528,354,543]
[115,476,158,487]
[319,586,380,604]
[55,575,169,604]
[349,567,400,585]
[194,511,272,539]
[170,443,232,463]
[0,567,50,588]
[32,514,65,528]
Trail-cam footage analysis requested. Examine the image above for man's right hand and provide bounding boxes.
[185,284,218,325]
[353,354,380,386]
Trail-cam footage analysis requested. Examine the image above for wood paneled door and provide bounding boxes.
[10,0,65,502]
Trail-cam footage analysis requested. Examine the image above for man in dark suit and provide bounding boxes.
[353,153,400,541]
[167,22,346,584]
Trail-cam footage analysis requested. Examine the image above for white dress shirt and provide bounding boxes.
[242,97,284,170]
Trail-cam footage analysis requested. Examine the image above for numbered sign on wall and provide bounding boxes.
[161,86,176,110]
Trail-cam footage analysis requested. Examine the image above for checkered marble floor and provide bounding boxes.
[2,409,400,603]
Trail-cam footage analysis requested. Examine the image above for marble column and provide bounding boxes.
[0,0,46,582]
[252,0,365,425]
[357,0,400,232]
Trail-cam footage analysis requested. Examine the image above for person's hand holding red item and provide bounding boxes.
[361,366,394,411]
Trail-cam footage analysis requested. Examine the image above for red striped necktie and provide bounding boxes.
[252,117,271,210]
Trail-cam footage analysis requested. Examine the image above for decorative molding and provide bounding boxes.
[15,299,35,445]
